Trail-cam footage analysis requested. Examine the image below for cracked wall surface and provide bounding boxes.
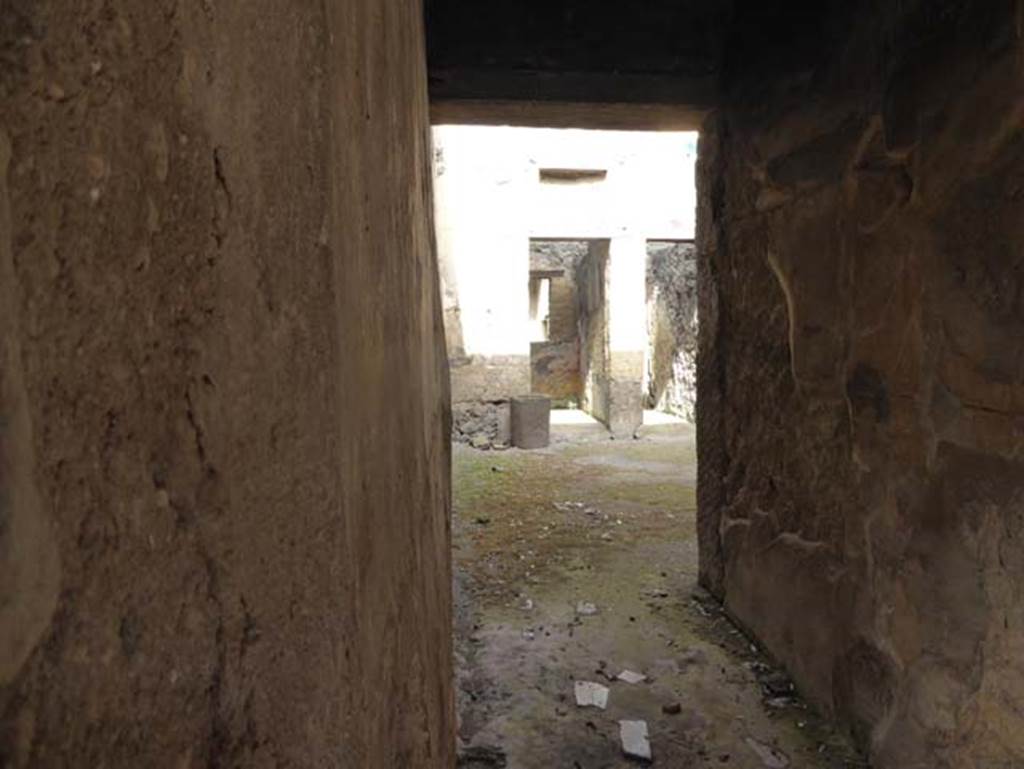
[529,240,586,404]
[576,241,610,426]
[698,2,1024,767]
[0,1,453,766]
[645,240,697,421]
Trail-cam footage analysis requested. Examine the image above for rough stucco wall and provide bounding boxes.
[576,241,610,425]
[548,276,579,343]
[645,240,697,421]
[449,355,530,403]
[699,2,1024,767]
[529,241,585,402]
[0,2,453,767]
[531,240,586,341]
[530,340,580,403]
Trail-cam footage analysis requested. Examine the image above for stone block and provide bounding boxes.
[511,395,551,449]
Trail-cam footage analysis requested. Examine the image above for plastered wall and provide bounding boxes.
[577,242,610,426]
[645,240,697,421]
[698,2,1024,766]
[0,1,453,766]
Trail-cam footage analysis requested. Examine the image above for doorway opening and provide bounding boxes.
[433,124,859,767]
[528,238,601,413]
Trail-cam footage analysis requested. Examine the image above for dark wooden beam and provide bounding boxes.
[428,67,714,130]
[428,68,717,105]
[430,99,708,131]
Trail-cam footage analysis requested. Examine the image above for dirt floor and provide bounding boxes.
[453,419,868,768]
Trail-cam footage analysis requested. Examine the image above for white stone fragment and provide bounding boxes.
[573,681,609,710]
[576,601,599,616]
[617,669,647,684]
[619,719,652,762]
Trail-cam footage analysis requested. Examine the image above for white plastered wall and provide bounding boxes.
[432,125,696,430]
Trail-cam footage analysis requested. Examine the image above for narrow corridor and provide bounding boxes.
[453,423,864,768]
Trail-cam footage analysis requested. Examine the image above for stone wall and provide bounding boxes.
[0,1,453,766]
[645,240,697,421]
[451,401,511,449]
[530,340,580,404]
[577,241,610,425]
[531,240,587,339]
[699,2,1024,767]
[530,240,587,403]
[548,277,579,343]
[449,355,530,403]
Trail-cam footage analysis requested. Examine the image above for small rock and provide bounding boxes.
[617,669,647,684]
[619,720,652,762]
[662,701,682,715]
[470,433,491,449]
[574,681,609,710]
[576,601,599,616]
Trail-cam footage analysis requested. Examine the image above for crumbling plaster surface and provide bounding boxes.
[576,242,611,428]
[0,1,453,767]
[531,240,586,342]
[698,2,1024,767]
[645,240,697,421]
[529,240,586,403]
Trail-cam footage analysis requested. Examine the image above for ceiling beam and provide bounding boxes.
[428,69,714,130]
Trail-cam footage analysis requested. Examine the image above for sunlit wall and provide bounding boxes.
[432,126,697,411]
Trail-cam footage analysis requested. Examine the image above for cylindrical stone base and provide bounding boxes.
[511,395,551,449]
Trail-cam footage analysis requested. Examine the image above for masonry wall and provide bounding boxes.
[529,240,585,403]
[531,240,585,342]
[548,277,579,342]
[645,240,697,421]
[698,2,1024,767]
[0,2,453,767]
[577,242,610,425]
